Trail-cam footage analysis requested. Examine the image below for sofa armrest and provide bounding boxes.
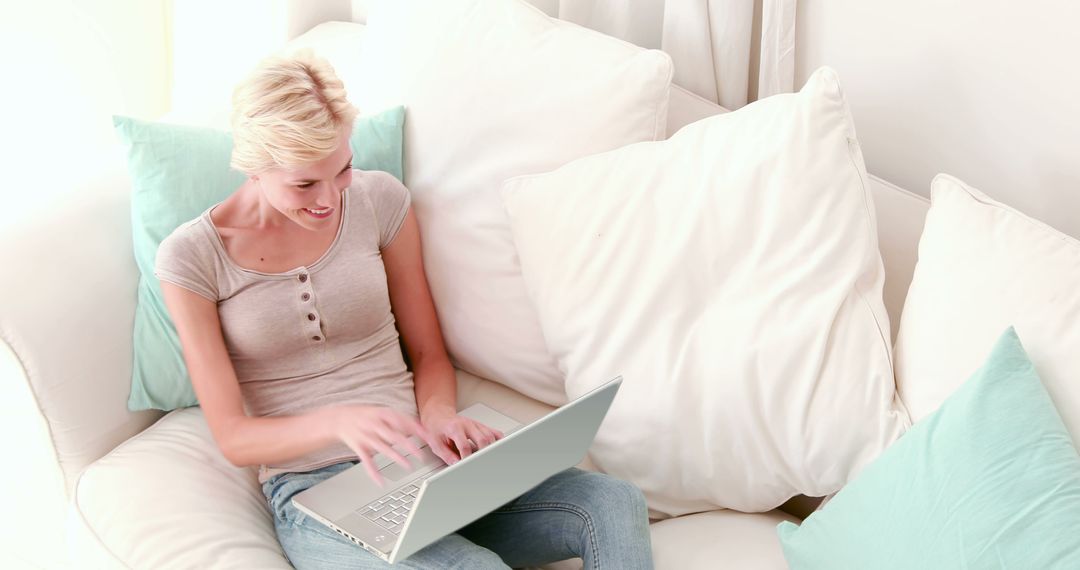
[0,145,164,568]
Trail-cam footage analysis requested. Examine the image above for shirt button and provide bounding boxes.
[307,313,316,321]
[312,336,322,341]
[301,293,311,301]
[298,273,308,283]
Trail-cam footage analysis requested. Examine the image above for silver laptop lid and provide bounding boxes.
[389,376,622,563]
[290,404,524,560]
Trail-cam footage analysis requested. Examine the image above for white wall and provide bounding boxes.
[795,0,1080,239]
[0,0,355,231]
[0,0,170,228]
[171,0,351,120]
[11,1,1072,238]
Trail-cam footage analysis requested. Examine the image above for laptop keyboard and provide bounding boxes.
[357,470,438,534]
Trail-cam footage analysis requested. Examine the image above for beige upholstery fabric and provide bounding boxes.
[3,21,934,570]
[70,408,289,569]
[71,369,798,569]
[0,161,165,570]
[651,510,798,569]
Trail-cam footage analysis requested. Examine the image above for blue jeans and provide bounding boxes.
[262,463,654,569]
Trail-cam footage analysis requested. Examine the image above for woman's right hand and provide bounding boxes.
[326,405,450,487]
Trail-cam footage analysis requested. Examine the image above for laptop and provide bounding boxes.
[292,376,622,564]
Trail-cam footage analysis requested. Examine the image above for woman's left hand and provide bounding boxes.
[421,409,504,465]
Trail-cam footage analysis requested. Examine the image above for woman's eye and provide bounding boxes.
[296,182,314,189]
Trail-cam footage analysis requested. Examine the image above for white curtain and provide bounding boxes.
[532,0,796,109]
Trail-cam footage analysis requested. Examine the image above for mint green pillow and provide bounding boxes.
[777,327,1080,568]
[116,106,406,411]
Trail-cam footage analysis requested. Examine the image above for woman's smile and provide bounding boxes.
[302,207,334,219]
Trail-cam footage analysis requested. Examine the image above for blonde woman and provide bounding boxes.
[155,51,653,569]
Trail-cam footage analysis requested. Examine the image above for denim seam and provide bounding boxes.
[283,502,308,529]
[492,501,600,570]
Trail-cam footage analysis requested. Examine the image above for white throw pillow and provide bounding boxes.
[895,174,1080,444]
[353,0,673,405]
[502,67,908,515]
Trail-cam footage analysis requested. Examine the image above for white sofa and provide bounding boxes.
[0,22,932,569]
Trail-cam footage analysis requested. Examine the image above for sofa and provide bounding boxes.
[0,17,963,570]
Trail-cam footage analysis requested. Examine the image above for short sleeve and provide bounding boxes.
[154,219,220,302]
[365,170,412,248]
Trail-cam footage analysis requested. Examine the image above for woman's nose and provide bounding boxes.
[318,182,341,207]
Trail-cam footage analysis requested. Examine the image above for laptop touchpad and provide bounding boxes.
[379,445,444,481]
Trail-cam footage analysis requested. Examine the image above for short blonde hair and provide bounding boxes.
[230,50,358,174]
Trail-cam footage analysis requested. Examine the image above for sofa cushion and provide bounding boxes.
[651,510,797,569]
[0,157,167,570]
[778,328,1080,568]
[68,371,553,569]
[501,67,908,515]
[895,174,1080,445]
[538,511,797,570]
[71,369,789,568]
[352,0,674,406]
[69,407,290,569]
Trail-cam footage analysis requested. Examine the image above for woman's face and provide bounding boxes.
[254,128,353,231]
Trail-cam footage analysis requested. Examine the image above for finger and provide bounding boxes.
[472,420,503,443]
[398,433,426,460]
[476,427,499,449]
[465,423,496,450]
[353,448,384,488]
[378,412,435,454]
[429,434,460,465]
[381,428,425,464]
[450,428,473,460]
[411,422,459,464]
[398,419,441,456]
[369,439,413,472]
[387,411,427,436]
[479,422,502,446]
[409,423,437,450]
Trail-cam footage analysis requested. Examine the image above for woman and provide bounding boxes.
[156,51,654,569]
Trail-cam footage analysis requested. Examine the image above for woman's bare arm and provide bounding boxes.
[382,209,458,421]
[383,209,502,460]
[163,263,446,484]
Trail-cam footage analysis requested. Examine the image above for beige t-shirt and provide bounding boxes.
[155,170,417,482]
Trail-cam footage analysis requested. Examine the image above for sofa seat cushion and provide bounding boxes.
[70,370,790,568]
[651,510,798,569]
[536,510,797,570]
[69,407,290,569]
